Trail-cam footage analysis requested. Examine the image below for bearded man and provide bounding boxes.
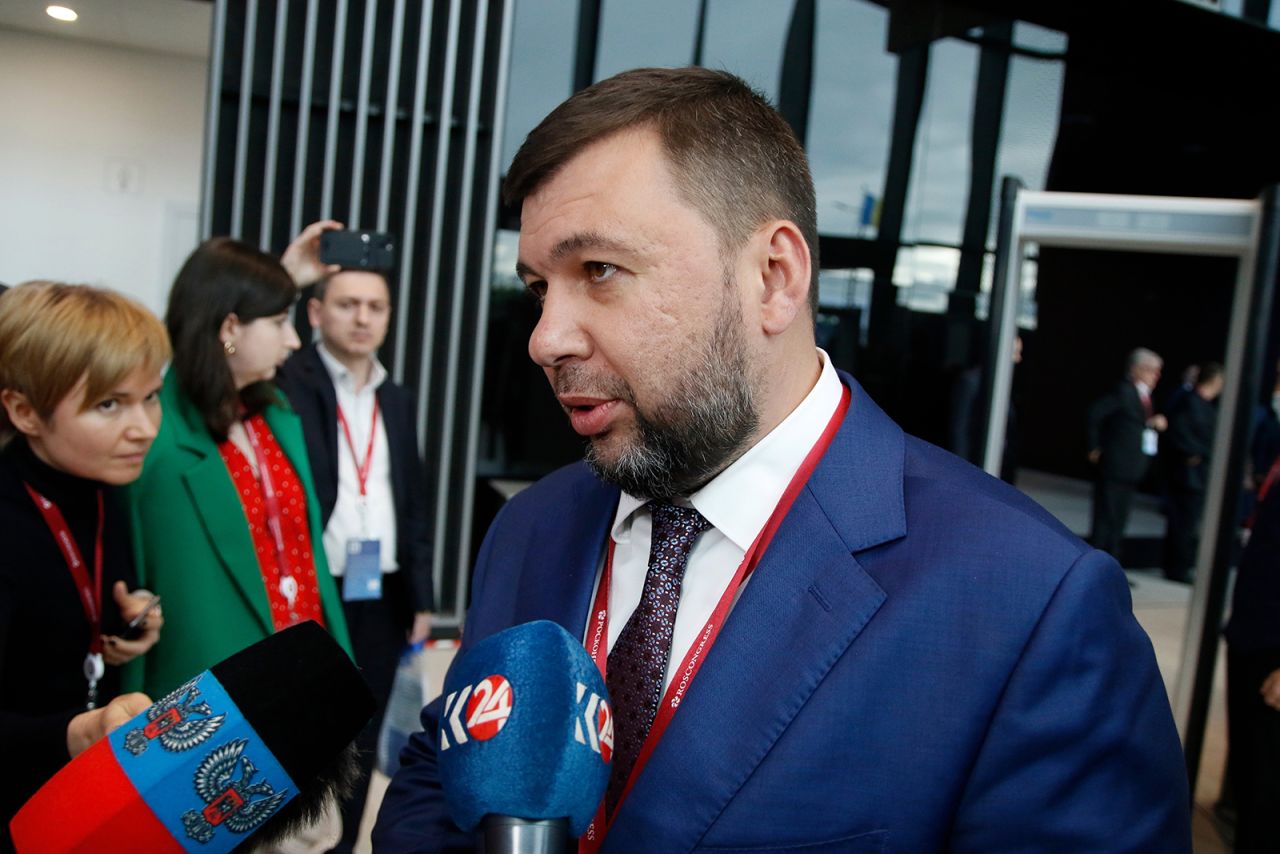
[375,67,1190,852]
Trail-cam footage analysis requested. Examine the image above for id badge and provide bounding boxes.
[1142,427,1159,456]
[343,538,383,601]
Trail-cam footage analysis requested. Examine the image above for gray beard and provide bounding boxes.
[579,295,759,502]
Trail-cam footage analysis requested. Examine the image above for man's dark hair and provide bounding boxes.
[504,66,820,314]
[166,237,296,440]
[1197,362,1224,387]
[311,268,389,303]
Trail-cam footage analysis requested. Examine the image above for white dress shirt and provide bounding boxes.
[316,342,399,576]
[601,348,843,691]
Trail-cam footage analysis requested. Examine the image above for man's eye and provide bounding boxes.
[585,262,617,282]
[96,399,120,413]
[525,280,547,302]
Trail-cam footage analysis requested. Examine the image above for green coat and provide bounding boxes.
[125,373,352,697]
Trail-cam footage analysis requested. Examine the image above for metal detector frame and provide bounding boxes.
[985,179,1280,784]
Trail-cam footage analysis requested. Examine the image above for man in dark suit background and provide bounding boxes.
[1162,362,1223,582]
[1087,347,1168,561]
[276,267,434,851]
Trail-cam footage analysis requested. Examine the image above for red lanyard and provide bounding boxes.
[241,419,297,613]
[1247,453,1280,530]
[580,384,850,850]
[25,483,105,656]
[336,399,379,497]
[1259,454,1280,507]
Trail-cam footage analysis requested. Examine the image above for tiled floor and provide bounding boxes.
[354,470,1234,852]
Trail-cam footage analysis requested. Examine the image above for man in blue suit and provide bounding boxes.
[374,67,1190,852]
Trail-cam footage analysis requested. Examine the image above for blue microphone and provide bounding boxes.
[438,620,612,853]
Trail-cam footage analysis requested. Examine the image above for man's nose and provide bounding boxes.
[528,288,592,368]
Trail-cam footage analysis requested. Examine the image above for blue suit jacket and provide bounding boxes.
[375,374,1190,852]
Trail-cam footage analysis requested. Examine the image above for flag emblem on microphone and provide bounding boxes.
[181,738,289,843]
[440,674,514,749]
[573,681,613,763]
[123,676,227,755]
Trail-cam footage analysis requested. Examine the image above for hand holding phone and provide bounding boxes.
[121,595,161,641]
[282,219,344,286]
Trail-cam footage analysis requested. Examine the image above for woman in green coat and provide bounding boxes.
[128,238,351,699]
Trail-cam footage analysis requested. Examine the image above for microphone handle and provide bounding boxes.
[478,815,571,854]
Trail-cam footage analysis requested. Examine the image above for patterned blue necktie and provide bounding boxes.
[605,501,712,817]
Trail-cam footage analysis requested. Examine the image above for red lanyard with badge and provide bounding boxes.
[579,384,850,851]
[241,418,301,621]
[25,483,106,710]
[336,399,379,502]
[336,399,384,601]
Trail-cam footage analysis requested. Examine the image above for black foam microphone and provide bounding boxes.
[437,620,613,853]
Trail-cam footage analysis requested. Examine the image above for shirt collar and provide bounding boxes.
[611,349,842,551]
[316,341,386,394]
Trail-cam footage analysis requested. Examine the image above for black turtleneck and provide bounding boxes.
[0,437,137,832]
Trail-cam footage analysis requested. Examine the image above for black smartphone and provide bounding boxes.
[319,229,397,271]
[121,595,161,640]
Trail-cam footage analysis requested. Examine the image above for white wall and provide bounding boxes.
[0,27,207,315]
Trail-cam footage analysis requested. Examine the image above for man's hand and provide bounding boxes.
[281,219,344,286]
[66,692,152,757]
[1261,668,1280,711]
[1148,414,1168,431]
[102,581,162,666]
[408,611,432,645]
[1088,449,1101,464]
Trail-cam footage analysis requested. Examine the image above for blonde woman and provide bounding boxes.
[0,282,167,830]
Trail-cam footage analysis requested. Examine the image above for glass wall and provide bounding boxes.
[484,1,1071,477]
[809,0,894,240]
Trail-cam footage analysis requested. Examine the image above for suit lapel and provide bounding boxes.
[606,375,905,850]
[299,346,340,492]
[376,383,411,515]
[514,470,618,638]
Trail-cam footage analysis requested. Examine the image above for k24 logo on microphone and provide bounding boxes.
[573,681,613,764]
[439,674,513,750]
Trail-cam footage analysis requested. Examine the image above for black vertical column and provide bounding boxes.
[573,0,602,92]
[202,0,515,627]
[863,44,930,406]
[777,0,816,146]
[1183,185,1280,788]
[951,21,1011,314]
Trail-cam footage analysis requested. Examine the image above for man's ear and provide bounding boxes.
[1,389,44,438]
[755,220,812,336]
[306,298,323,329]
